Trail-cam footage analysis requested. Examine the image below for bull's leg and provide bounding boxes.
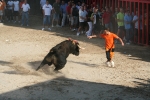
[53,55,67,71]
[36,53,55,71]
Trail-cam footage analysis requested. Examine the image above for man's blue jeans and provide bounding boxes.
[22,12,29,25]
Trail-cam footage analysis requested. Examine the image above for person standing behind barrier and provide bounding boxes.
[102,7,111,31]
[70,2,79,31]
[116,8,125,41]
[86,7,93,36]
[124,10,133,44]
[91,8,100,35]
[60,0,67,27]
[66,1,71,28]
[132,10,142,44]
[21,0,30,26]
[0,0,6,23]
[40,0,46,14]
[76,6,86,36]
[13,0,19,23]
[52,0,61,27]
[7,0,13,22]
[42,0,52,31]
[113,8,119,33]
[19,0,24,22]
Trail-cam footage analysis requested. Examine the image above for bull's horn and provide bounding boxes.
[78,45,85,49]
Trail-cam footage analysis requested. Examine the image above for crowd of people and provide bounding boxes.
[41,0,148,45]
[0,0,30,26]
[0,0,148,45]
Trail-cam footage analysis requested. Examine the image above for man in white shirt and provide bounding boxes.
[7,0,13,22]
[42,0,52,31]
[21,0,30,26]
[13,0,19,23]
[76,6,87,36]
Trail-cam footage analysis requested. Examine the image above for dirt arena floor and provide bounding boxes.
[0,16,150,100]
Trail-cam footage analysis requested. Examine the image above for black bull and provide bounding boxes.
[36,39,80,71]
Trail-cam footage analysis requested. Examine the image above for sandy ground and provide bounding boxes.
[0,16,150,100]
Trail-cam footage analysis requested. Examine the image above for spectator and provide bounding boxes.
[71,2,79,31]
[0,0,6,22]
[91,8,100,35]
[66,1,71,28]
[76,1,81,10]
[19,0,24,22]
[88,29,124,67]
[132,10,142,44]
[86,7,93,36]
[7,0,13,22]
[102,7,111,31]
[113,7,119,33]
[52,0,61,27]
[13,0,19,23]
[40,0,46,8]
[42,0,52,31]
[60,0,67,27]
[124,10,133,44]
[21,0,30,26]
[40,0,46,14]
[76,6,86,36]
[117,8,125,40]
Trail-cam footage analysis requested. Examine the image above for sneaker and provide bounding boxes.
[42,28,45,31]
[21,24,23,26]
[27,24,29,26]
[111,61,115,67]
[106,61,111,67]
[48,28,51,31]
[52,25,54,27]
[76,32,80,36]
[0,20,1,23]
[14,21,16,23]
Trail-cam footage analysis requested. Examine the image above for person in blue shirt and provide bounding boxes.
[60,0,67,27]
[124,10,133,44]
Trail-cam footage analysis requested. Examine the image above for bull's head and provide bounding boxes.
[68,38,84,56]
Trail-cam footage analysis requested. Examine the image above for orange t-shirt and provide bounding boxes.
[0,1,6,10]
[100,32,119,50]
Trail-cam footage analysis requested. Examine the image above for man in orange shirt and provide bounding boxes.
[0,0,6,22]
[88,29,124,67]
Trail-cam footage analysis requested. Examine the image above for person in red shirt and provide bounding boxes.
[88,29,124,67]
[19,0,24,22]
[102,7,111,31]
[66,1,72,28]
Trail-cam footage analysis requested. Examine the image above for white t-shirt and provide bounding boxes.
[13,1,19,11]
[79,10,87,22]
[42,4,52,15]
[22,3,30,12]
[7,1,14,10]
[133,15,142,29]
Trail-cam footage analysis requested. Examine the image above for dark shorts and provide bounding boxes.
[13,11,19,16]
[79,22,85,28]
